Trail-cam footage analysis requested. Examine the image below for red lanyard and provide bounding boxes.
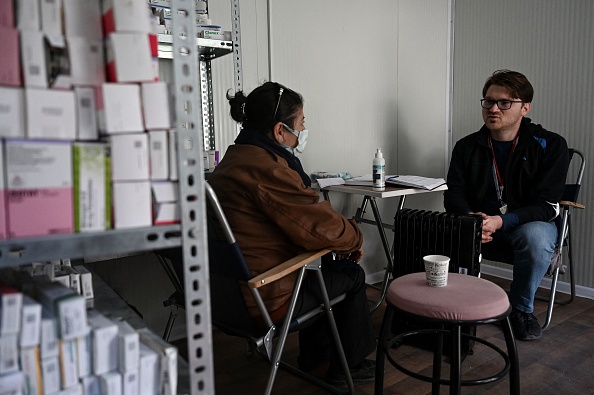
[488,134,518,204]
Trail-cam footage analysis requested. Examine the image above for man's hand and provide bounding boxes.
[474,212,503,243]
[337,247,364,263]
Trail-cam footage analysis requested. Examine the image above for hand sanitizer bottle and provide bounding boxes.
[373,148,385,191]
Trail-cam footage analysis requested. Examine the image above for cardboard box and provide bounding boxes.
[41,356,61,395]
[73,266,94,300]
[0,283,22,336]
[139,342,159,395]
[0,371,24,395]
[20,295,42,347]
[74,87,99,140]
[138,328,177,395]
[0,334,18,374]
[102,0,152,34]
[141,82,171,130]
[114,319,139,373]
[0,144,6,240]
[16,0,40,31]
[112,181,152,229]
[62,266,81,294]
[0,26,21,86]
[69,37,105,87]
[63,0,103,39]
[110,133,149,181]
[87,310,119,375]
[35,281,88,341]
[106,33,154,83]
[25,88,76,140]
[40,0,63,36]
[76,332,92,379]
[0,87,25,138]
[81,376,101,395]
[20,31,71,89]
[73,142,110,232]
[19,346,43,395]
[5,140,74,238]
[122,369,139,395]
[168,130,178,180]
[149,130,169,180]
[40,308,59,359]
[101,83,144,134]
[152,181,179,225]
[0,0,15,27]
[58,383,83,395]
[59,338,79,389]
[100,371,122,395]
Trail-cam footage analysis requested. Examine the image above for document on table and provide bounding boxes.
[386,175,446,190]
[343,175,398,187]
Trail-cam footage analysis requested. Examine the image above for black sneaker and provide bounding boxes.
[510,308,542,341]
[325,359,376,391]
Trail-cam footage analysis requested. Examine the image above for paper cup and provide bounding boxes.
[423,255,450,287]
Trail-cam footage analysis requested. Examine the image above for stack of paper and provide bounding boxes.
[386,175,446,190]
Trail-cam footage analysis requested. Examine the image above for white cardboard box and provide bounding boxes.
[0,371,24,395]
[0,334,18,374]
[110,133,149,181]
[16,0,40,31]
[20,295,42,348]
[122,369,139,395]
[5,140,74,238]
[138,328,177,395]
[20,32,71,89]
[73,266,94,300]
[139,342,159,395]
[112,181,152,229]
[81,375,101,395]
[19,346,43,395]
[40,308,59,359]
[100,371,122,395]
[74,86,99,140]
[113,319,139,373]
[41,356,61,395]
[87,310,119,375]
[76,332,92,379]
[25,88,76,140]
[0,87,25,139]
[101,83,144,134]
[69,37,105,87]
[141,82,171,130]
[59,338,79,389]
[152,181,180,226]
[102,0,152,34]
[73,142,109,232]
[40,0,63,36]
[106,33,154,83]
[63,0,103,39]
[0,283,22,336]
[149,130,169,180]
[36,282,88,341]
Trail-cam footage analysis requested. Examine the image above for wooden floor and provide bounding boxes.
[179,275,594,395]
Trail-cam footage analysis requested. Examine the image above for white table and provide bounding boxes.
[319,184,448,312]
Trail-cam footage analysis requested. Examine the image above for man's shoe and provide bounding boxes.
[325,359,376,391]
[510,308,542,341]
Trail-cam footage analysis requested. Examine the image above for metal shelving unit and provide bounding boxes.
[0,0,244,393]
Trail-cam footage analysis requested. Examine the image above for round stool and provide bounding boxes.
[374,273,520,395]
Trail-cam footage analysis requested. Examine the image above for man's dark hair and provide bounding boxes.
[482,69,534,103]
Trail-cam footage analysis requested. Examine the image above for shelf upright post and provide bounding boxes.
[171,1,215,394]
[231,0,244,134]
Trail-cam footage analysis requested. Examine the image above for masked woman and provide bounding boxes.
[208,81,376,389]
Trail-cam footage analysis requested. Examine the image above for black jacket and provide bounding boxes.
[444,117,569,226]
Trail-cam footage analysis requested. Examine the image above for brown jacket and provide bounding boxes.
[208,144,363,323]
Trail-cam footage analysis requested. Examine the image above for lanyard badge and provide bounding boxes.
[488,135,519,215]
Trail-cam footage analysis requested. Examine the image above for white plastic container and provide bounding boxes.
[372,148,385,191]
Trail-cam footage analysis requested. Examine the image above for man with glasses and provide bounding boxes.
[444,70,570,340]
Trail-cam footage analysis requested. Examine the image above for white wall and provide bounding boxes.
[209,0,452,276]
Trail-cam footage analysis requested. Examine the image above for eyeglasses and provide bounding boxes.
[271,87,284,122]
[480,99,523,110]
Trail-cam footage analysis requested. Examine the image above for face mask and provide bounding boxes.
[281,123,309,157]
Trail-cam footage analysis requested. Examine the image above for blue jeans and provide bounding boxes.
[489,221,558,313]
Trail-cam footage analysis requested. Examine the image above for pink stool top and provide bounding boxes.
[387,272,510,321]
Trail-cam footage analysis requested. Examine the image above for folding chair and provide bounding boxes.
[482,148,586,330]
[205,182,354,394]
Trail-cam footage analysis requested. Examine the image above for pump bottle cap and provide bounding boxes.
[375,148,383,158]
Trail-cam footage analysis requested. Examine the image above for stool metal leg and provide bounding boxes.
[449,325,462,395]
[375,306,394,395]
[502,316,521,395]
[431,324,444,395]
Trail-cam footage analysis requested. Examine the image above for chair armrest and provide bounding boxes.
[560,200,585,209]
[248,249,332,289]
